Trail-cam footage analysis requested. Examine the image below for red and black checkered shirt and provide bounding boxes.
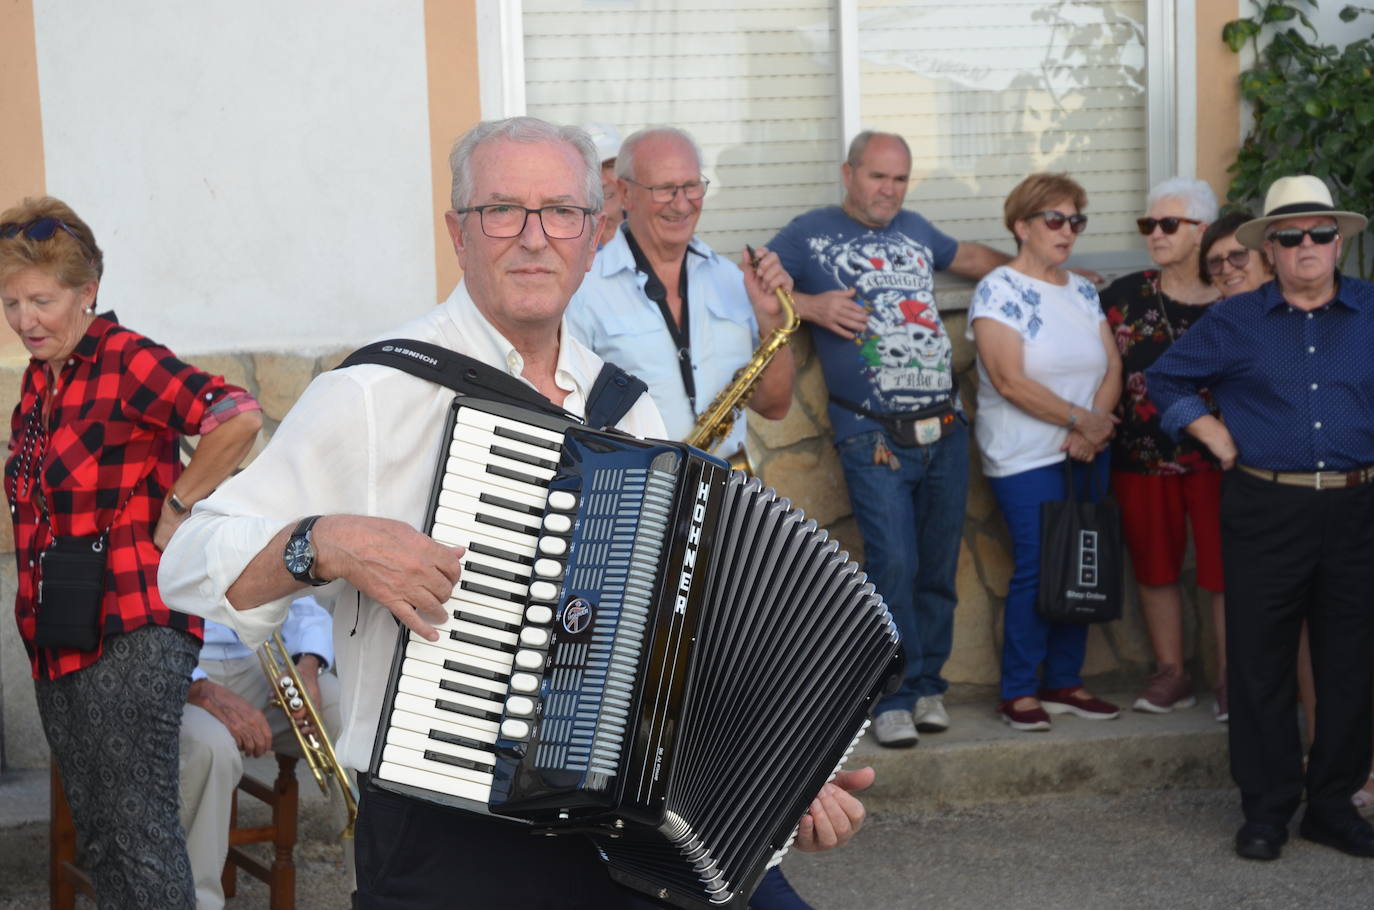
[7,314,258,679]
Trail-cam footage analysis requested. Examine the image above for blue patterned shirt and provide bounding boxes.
[1147,275,1374,472]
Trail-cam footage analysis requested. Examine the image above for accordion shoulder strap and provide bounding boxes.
[337,339,646,430]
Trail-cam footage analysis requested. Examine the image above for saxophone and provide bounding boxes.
[686,247,800,466]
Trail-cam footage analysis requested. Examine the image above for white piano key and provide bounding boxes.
[456,407,565,447]
[448,424,562,468]
[386,706,499,747]
[400,657,508,699]
[440,599,523,629]
[376,760,493,804]
[381,743,494,790]
[396,674,505,721]
[433,506,539,553]
[401,639,511,681]
[386,726,496,770]
[434,618,519,650]
[449,438,556,484]
[389,692,499,744]
[411,628,516,672]
[443,452,550,503]
[437,489,541,539]
[547,490,577,511]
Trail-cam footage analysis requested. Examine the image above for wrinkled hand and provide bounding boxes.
[1061,429,1097,463]
[292,654,324,738]
[153,500,189,551]
[1073,408,1118,448]
[795,766,874,852]
[189,678,273,757]
[796,288,868,339]
[313,515,463,642]
[740,246,794,310]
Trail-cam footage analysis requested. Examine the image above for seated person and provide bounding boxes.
[179,595,341,910]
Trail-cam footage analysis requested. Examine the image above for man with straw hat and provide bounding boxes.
[1148,174,1374,861]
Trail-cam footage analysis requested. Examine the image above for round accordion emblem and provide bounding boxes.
[561,597,593,635]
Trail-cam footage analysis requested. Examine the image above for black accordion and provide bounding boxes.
[368,396,901,908]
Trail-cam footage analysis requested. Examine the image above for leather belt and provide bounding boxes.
[1238,463,1374,490]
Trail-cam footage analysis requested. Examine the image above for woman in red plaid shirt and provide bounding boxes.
[1,196,262,909]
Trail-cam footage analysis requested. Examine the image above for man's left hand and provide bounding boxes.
[153,499,190,551]
[794,766,874,852]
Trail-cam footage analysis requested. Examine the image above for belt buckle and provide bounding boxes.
[1315,471,1323,491]
[914,416,943,445]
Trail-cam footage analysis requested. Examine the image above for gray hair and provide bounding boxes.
[449,116,603,212]
[846,130,911,168]
[614,127,703,182]
[1147,177,1219,223]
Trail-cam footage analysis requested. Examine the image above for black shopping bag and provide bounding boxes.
[1036,460,1123,624]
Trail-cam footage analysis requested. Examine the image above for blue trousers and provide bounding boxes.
[988,454,1109,700]
[836,422,969,713]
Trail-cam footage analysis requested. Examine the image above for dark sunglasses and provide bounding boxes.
[1136,216,1203,235]
[1266,226,1339,248]
[1030,210,1088,234]
[0,217,85,245]
[1205,249,1251,275]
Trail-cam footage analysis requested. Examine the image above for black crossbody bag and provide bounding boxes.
[36,533,108,651]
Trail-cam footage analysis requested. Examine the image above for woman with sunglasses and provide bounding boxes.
[968,173,1123,732]
[0,197,261,908]
[1098,177,1224,720]
[1199,211,1273,299]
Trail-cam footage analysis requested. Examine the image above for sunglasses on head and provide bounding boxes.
[1030,210,1088,234]
[0,217,84,246]
[1136,216,1203,236]
[1205,249,1251,275]
[1266,226,1339,248]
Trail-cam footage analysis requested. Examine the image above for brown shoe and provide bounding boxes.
[1132,665,1196,714]
[1039,686,1120,720]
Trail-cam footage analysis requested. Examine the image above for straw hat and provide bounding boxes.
[1235,175,1367,249]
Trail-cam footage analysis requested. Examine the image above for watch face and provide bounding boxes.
[284,537,313,576]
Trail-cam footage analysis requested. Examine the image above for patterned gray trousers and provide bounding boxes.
[36,624,199,910]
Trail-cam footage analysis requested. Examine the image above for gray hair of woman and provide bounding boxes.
[1146,177,1219,223]
[448,116,603,213]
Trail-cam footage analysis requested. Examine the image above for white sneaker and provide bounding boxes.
[873,709,919,748]
[913,694,950,733]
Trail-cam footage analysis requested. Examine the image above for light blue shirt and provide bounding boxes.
[566,229,759,456]
[190,595,334,681]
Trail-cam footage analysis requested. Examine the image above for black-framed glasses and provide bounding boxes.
[0,217,84,246]
[1030,210,1088,234]
[623,177,710,203]
[1205,249,1252,275]
[455,204,595,240]
[1266,226,1340,248]
[1137,216,1203,235]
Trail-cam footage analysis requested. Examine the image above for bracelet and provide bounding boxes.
[167,491,191,516]
[1066,407,1078,429]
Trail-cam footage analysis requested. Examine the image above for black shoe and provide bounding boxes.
[1299,815,1374,857]
[1235,821,1287,860]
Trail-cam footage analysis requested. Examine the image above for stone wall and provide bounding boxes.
[0,330,1220,769]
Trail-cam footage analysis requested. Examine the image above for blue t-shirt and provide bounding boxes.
[770,206,960,442]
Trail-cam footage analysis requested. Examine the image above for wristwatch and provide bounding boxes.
[284,515,329,587]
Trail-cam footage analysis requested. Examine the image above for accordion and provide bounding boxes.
[368,396,901,908]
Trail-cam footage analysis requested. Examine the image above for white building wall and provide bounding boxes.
[31,1,438,354]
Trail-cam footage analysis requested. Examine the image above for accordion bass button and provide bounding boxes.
[510,672,540,693]
[543,513,572,534]
[505,695,536,716]
[547,490,577,511]
[525,605,553,624]
[538,536,567,556]
[501,718,531,739]
[528,581,559,602]
[515,649,545,670]
[534,558,563,579]
[520,627,551,648]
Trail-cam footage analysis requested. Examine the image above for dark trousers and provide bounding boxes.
[1221,471,1374,827]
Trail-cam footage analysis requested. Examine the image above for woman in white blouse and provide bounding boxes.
[967,173,1123,733]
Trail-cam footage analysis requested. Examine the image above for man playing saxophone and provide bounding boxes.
[565,126,795,466]
[565,125,814,910]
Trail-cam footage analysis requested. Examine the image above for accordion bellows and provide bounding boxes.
[369,397,901,908]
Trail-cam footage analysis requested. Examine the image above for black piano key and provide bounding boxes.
[493,425,562,453]
[464,559,526,585]
[475,512,540,536]
[428,727,496,758]
[433,697,502,723]
[460,579,526,605]
[488,444,558,472]
[439,677,505,701]
[478,491,543,517]
[442,658,510,684]
[486,463,548,488]
[468,540,534,567]
[452,609,521,634]
[423,749,497,773]
[448,628,517,653]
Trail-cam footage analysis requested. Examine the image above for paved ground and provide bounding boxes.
[4,786,1372,909]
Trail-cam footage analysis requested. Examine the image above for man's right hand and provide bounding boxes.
[188,678,273,757]
[313,515,463,642]
[795,288,868,339]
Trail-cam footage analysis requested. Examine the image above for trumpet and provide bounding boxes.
[258,632,359,839]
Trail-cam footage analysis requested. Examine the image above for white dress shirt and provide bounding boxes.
[159,280,666,771]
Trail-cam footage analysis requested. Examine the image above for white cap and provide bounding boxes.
[583,122,623,165]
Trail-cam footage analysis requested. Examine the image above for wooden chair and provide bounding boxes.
[50,755,300,909]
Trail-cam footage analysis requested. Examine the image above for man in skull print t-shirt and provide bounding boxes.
[771,131,1010,749]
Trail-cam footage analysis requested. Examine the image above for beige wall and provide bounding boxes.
[426,0,483,301]
[0,0,44,363]
[1195,1,1242,202]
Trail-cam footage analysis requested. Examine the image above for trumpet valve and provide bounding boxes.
[287,696,304,711]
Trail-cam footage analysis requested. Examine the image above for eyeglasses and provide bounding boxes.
[1136,216,1203,235]
[455,204,595,240]
[1266,226,1340,248]
[1030,210,1088,234]
[1205,249,1252,275]
[0,217,85,245]
[624,178,710,204]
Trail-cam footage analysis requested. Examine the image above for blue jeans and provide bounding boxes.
[987,454,1110,700]
[836,422,969,713]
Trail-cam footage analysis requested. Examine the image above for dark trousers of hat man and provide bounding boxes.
[1148,174,1374,861]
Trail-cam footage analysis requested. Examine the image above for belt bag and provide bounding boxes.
[35,535,107,652]
[830,394,959,448]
